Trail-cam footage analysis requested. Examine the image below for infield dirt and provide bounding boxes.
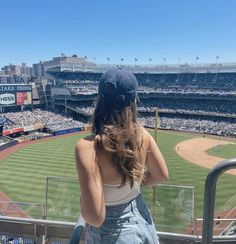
[175,137,236,175]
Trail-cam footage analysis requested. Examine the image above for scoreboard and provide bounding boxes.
[0,84,32,106]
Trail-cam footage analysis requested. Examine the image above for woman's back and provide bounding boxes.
[75,68,168,243]
[95,127,148,185]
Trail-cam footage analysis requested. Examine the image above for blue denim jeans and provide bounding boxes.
[85,194,159,244]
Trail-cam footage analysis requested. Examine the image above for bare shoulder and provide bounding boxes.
[141,127,150,137]
[75,135,95,150]
[75,135,96,166]
[140,127,152,144]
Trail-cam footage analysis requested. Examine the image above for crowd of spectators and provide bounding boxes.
[49,70,236,96]
[2,103,235,137]
[136,72,236,91]
[138,98,236,115]
[66,96,236,119]
[56,74,236,137]
[73,103,236,137]
[140,115,236,137]
[2,109,85,132]
[46,119,85,132]
[68,84,98,95]
[76,106,94,115]
[2,70,236,137]
[49,70,236,91]
[138,85,236,95]
[62,79,98,85]
[62,84,236,97]
[60,101,236,137]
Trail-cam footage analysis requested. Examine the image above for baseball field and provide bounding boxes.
[0,130,235,233]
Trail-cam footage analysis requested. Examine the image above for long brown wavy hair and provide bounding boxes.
[92,94,144,188]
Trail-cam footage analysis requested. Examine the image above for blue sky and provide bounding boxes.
[1,0,236,68]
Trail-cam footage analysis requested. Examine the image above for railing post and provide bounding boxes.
[202,158,236,244]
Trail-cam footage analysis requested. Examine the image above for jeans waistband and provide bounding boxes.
[105,193,147,217]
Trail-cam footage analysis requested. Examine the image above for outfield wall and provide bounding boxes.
[0,140,18,152]
[52,127,85,136]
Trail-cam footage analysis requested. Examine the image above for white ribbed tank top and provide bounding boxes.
[103,181,141,206]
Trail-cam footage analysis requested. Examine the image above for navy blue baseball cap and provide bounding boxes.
[98,68,138,107]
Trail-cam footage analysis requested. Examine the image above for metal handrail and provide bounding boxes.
[202,158,236,244]
[1,215,236,243]
[0,215,75,227]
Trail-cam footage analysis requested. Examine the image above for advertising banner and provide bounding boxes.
[53,127,84,136]
[16,92,32,105]
[0,93,16,105]
[3,127,24,136]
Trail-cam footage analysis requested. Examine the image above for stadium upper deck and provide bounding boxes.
[48,59,236,74]
[48,70,236,93]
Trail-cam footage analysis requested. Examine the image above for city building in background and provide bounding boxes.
[3,63,32,76]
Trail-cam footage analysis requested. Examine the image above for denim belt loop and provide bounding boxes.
[130,196,137,213]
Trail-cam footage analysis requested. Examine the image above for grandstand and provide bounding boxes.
[47,69,236,138]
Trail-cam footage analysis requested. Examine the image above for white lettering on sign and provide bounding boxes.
[0,93,15,105]
[0,86,16,92]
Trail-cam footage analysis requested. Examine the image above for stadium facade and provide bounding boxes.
[30,54,236,78]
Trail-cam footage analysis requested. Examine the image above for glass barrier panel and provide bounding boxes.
[46,176,80,222]
[142,184,195,234]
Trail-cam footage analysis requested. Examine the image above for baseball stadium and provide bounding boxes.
[0,59,236,243]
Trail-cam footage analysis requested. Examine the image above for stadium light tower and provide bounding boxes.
[216,55,219,69]
[163,57,166,73]
[195,56,199,82]
[134,58,138,67]
[196,56,199,69]
[83,56,88,72]
[177,57,181,74]
[161,58,166,83]
[120,58,124,67]
[163,57,166,66]
[216,55,220,73]
[214,55,220,81]
[178,57,180,66]
[195,56,200,73]
[106,57,111,66]
[176,57,181,82]
[163,58,166,73]
[149,58,152,65]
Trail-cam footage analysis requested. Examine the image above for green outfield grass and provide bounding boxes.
[0,131,235,232]
[207,143,236,159]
